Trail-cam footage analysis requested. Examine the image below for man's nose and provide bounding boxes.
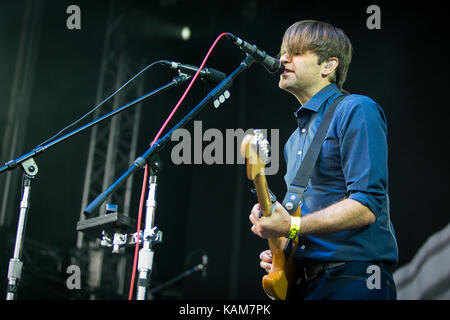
[280,53,291,64]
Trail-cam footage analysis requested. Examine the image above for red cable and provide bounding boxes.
[128,32,230,300]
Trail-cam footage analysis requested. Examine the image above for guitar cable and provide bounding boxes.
[128,32,231,300]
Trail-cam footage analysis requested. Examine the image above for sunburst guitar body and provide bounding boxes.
[240,130,301,300]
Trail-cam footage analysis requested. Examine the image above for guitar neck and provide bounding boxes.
[253,174,272,217]
[241,131,297,300]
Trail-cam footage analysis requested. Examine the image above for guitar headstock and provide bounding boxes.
[240,129,271,180]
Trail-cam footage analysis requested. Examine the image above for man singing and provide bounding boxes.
[249,20,398,300]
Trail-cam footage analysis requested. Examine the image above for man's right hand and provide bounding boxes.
[259,249,273,272]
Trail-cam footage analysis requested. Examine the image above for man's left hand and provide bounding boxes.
[249,201,291,239]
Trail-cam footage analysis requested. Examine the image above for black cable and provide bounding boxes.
[35,59,170,148]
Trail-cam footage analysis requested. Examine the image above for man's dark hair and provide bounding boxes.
[281,20,353,89]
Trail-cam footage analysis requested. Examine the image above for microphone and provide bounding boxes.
[226,33,284,76]
[161,61,227,84]
[201,254,208,280]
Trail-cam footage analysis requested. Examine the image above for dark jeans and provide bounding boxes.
[292,261,397,300]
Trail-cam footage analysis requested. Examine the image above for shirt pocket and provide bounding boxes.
[313,136,345,185]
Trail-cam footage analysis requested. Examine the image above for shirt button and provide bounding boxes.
[301,128,306,133]
[297,150,302,156]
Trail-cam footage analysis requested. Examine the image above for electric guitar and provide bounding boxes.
[240,130,300,300]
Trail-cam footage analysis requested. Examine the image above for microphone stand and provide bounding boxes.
[84,55,256,216]
[136,155,161,300]
[1,74,190,300]
[148,263,205,298]
[83,55,256,299]
[5,159,38,300]
[0,74,189,176]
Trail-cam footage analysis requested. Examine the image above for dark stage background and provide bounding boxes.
[0,0,448,299]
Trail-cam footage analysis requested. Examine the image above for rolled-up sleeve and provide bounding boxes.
[337,95,388,217]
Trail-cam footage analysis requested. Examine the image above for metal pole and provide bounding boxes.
[6,158,38,300]
[136,159,162,300]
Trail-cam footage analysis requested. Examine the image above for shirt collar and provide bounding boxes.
[294,83,341,116]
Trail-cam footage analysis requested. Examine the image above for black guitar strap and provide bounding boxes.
[282,93,348,215]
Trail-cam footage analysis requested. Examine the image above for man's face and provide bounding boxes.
[278,50,324,97]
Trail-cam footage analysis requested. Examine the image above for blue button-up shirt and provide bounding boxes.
[284,83,398,265]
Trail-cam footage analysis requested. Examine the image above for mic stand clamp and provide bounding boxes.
[99,230,133,254]
[99,227,162,254]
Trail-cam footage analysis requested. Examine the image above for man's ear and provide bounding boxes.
[322,57,339,77]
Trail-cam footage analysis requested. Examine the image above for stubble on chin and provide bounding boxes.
[278,76,298,94]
